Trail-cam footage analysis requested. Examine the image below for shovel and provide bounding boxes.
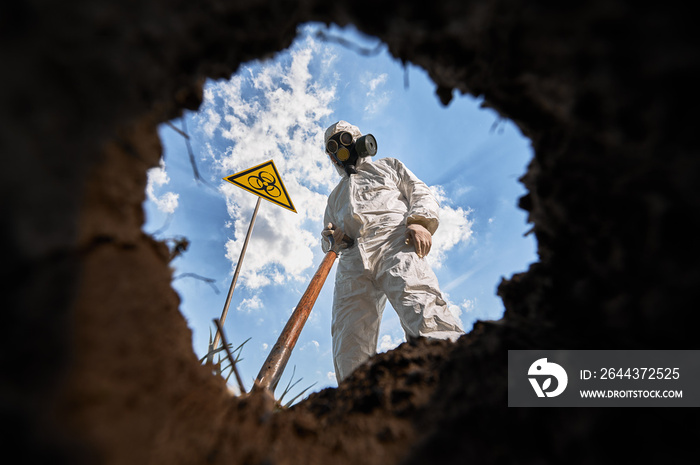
[254,233,353,392]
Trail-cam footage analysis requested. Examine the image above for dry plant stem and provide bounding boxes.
[214,318,246,394]
[165,120,190,139]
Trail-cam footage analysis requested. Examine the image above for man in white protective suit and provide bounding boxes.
[321,120,464,382]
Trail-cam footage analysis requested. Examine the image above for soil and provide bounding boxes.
[2,1,699,464]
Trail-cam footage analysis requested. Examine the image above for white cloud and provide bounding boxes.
[200,105,221,138]
[377,334,405,352]
[366,73,388,92]
[237,295,263,313]
[262,343,269,351]
[441,291,466,329]
[146,159,179,214]
[327,371,337,382]
[195,34,339,290]
[300,339,321,352]
[361,72,391,115]
[454,185,474,198]
[450,303,464,324]
[460,297,497,323]
[461,298,477,313]
[428,185,474,269]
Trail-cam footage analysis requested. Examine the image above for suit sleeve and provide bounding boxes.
[392,158,440,235]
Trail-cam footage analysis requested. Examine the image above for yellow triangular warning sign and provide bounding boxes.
[223,160,297,213]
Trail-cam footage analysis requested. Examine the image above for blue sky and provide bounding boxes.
[143,23,537,399]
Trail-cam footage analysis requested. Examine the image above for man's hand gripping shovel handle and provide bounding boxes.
[328,233,354,254]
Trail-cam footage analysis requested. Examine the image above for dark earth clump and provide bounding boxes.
[2,1,698,464]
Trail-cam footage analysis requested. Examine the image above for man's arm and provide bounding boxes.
[391,158,440,257]
[391,158,440,234]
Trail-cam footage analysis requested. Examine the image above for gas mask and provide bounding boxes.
[326,131,378,175]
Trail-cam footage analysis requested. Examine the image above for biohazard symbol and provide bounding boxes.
[248,171,281,198]
[223,159,297,213]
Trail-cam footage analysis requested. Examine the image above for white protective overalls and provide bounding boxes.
[322,122,464,381]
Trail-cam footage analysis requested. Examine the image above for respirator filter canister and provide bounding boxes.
[325,131,378,162]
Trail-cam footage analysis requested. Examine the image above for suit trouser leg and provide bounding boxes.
[377,247,464,340]
[331,251,387,381]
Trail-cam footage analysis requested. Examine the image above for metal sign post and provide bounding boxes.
[210,159,296,368]
[211,196,261,353]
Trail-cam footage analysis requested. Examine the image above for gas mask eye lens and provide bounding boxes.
[326,139,339,154]
[339,131,353,146]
